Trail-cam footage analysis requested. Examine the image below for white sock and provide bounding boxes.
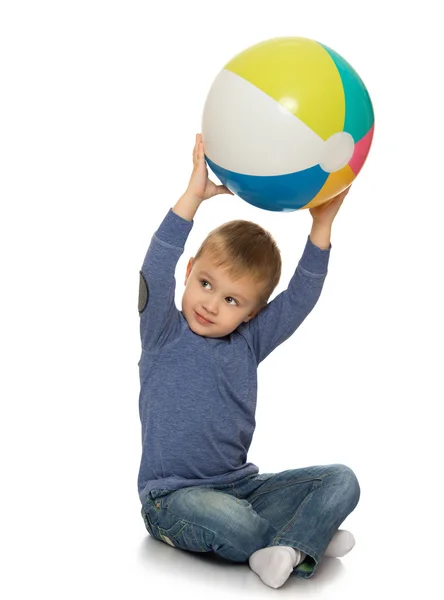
[324,529,356,558]
[248,545,306,589]
[248,529,355,589]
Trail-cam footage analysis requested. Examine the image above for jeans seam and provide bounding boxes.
[191,523,207,552]
[248,477,324,504]
[269,477,325,560]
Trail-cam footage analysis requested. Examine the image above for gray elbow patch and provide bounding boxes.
[138,271,149,313]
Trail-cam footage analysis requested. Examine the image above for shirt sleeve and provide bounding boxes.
[246,236,331,364]
[138,208,193,352]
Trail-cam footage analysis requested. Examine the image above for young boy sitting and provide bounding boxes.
[138,134,360,589]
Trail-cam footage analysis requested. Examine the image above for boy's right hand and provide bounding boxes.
[185,133,234,202]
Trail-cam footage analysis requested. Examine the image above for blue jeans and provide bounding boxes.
[141,464,360,578]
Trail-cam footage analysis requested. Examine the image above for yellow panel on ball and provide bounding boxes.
[224,37,345,140]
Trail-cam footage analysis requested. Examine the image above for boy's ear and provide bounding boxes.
[184,257,194,285]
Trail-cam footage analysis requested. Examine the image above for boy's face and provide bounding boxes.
[182,253,265,338]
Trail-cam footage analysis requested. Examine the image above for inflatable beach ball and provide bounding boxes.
[202,37,374,212]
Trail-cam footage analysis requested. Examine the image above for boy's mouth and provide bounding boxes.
[194,311,213,325]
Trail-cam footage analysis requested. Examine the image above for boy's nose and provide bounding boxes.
[202,299,218,314]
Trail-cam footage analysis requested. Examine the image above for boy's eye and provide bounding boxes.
[200,280,238,306]
[226,297,238,306]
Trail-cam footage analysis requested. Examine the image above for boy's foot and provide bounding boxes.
[324,529,355,558]
[248,529,355,589]
[248,545,305,589]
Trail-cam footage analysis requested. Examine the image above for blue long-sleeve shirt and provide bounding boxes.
[137,208,330,506]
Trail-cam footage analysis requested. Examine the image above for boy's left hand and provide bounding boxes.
[309,186,351,226]
[186,133,233,202]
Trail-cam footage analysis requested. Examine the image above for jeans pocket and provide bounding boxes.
[158,516,210,553]
[141,506,156,537]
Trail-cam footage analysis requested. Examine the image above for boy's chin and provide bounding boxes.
[187,319,229,339]
[183,309,239,338]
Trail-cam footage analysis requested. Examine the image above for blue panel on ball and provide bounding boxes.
[206,156,328,211]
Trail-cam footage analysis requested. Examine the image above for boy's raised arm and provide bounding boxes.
[139,134,232,351]
[138,207,193,352]
[246,187,351,364]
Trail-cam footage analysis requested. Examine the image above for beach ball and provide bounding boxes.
[201,37,374,212]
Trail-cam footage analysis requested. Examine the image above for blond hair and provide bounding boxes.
[194,220,281,305]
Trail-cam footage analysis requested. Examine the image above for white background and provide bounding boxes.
[1,1,442,597]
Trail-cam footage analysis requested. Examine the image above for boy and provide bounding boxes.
[138,134,360,589]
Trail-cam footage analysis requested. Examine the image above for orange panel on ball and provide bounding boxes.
[304,164,355,209]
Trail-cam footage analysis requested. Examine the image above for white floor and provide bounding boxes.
[4,488,435,600]
[137,530,353,597]
[136,511,440,598]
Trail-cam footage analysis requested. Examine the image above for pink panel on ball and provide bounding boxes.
[349,125,374,176]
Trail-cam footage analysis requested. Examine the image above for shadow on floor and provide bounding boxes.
[138,533,347,592]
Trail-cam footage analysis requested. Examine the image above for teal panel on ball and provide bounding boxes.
[206,156,328,212]
[320,43,374,142]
